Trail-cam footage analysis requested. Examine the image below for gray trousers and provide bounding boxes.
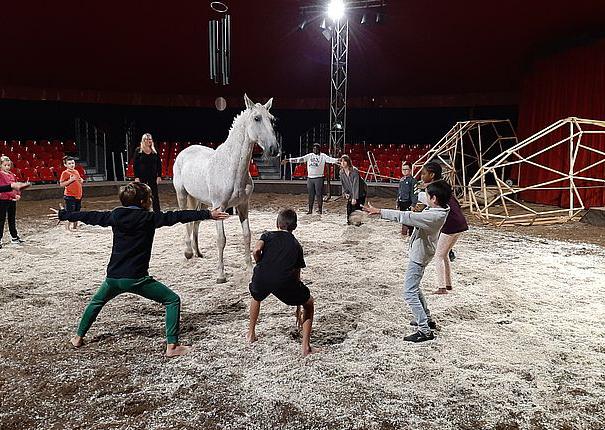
[307,177,324,212]
[404,261,433,334]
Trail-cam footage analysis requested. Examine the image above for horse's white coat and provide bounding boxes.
[172,95,279,282]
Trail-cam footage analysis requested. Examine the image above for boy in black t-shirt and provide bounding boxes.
[247,208,316,356]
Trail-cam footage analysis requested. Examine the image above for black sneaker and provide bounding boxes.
[404,330,435,343]
[448,249,456,262]
[409,319,437,330]
[11,237,24,244]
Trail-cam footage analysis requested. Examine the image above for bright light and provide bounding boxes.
[327,0,345,21]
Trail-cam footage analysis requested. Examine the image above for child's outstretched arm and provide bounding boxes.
[252,240,264,263]
[154,208,229,228]
[48,207,113,227]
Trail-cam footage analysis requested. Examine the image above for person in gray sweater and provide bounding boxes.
[363,180,451,342]
[339,155,367,224]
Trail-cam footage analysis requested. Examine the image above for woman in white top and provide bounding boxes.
[282,143,340,214]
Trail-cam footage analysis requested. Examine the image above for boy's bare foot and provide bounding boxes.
[165,344,191,357]
[246,332,258,343]
[71,336,84,348]
[302,346,319,357]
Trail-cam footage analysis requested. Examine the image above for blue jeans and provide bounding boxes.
[404,261,432,334]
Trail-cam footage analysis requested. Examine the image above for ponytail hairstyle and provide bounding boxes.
[423,161,443,181]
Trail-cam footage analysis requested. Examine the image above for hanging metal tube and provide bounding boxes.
[111,151,116,182]
[120,152,126,180]
[209,21,215,80]
[224,14,230,85]
[103,132,107,179]
[221,16,227,85]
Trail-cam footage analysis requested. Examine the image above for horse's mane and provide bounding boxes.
[228,109,248,134]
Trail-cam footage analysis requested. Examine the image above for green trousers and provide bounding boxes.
[77,276,181,344]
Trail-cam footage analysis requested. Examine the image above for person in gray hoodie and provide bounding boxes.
[363,180,451,342]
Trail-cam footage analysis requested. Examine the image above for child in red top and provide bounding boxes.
[59,156,84,230]
[0,156,24,247]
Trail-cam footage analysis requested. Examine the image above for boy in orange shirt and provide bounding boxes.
[59,156,84,230]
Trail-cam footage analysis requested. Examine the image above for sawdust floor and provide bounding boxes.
[1,192,604,429]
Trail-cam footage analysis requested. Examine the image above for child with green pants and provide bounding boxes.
[49,182,229,357]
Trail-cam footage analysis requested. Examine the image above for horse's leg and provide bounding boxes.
[176,188,195,259]
[237,201,253,271]
[189,197,205,258]
[215,217,227,283]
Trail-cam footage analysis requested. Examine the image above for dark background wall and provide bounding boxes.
[0,99,517,157]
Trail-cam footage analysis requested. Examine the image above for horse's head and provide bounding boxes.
[244,94,280,157]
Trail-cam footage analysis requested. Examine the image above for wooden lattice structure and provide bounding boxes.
[468,117,605,226]
[412,120,518,206]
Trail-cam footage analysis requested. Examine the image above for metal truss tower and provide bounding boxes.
[329,18,349,157]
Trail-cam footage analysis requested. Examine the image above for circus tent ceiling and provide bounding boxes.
[0,0,603,107]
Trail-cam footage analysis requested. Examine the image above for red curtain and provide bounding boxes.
[517,39,605,208]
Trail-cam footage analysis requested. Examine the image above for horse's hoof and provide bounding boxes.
[216,277,227,284]
[184,251,194,259]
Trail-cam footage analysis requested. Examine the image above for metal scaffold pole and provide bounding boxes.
[329,17,348,158]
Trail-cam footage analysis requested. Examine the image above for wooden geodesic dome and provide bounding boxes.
[468,117,605,226]
[412,120,518,206]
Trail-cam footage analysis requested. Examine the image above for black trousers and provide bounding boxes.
[0,200,18,239]
[307,177,324,212]
[397,200,414,235]
[142,178,161,212]
[346,195,366,220]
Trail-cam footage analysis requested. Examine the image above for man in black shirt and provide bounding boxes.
[247,208,316,356]
[48,182,228,357]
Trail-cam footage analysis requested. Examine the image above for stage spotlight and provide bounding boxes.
[334,122,343,130]
[320,18,327,29]
[322,28,332,41]
[360,13,367,24]
[376,11,384,24]
[298,19,307,31]
[327,0,345,21]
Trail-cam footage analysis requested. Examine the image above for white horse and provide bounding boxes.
[172,94,279,283]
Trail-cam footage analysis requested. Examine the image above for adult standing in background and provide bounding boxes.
[339,155,367,224]
[397,161,418,236]
[282,143,340,214]
[133,133,163,212]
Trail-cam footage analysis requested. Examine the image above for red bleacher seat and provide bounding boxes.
[249,162,260,178]
[392,165,403,180]
[14,159,29,169]
[75,165,86,180]
[11,168,22,181]
[126,161,135,179]
[20,167,40,183]
[292,164,307,179]
[38,166,55,182]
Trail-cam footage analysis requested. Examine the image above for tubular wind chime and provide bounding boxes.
[208,6,231,85]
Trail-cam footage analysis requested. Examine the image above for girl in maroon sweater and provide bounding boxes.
[416,162,468,294]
